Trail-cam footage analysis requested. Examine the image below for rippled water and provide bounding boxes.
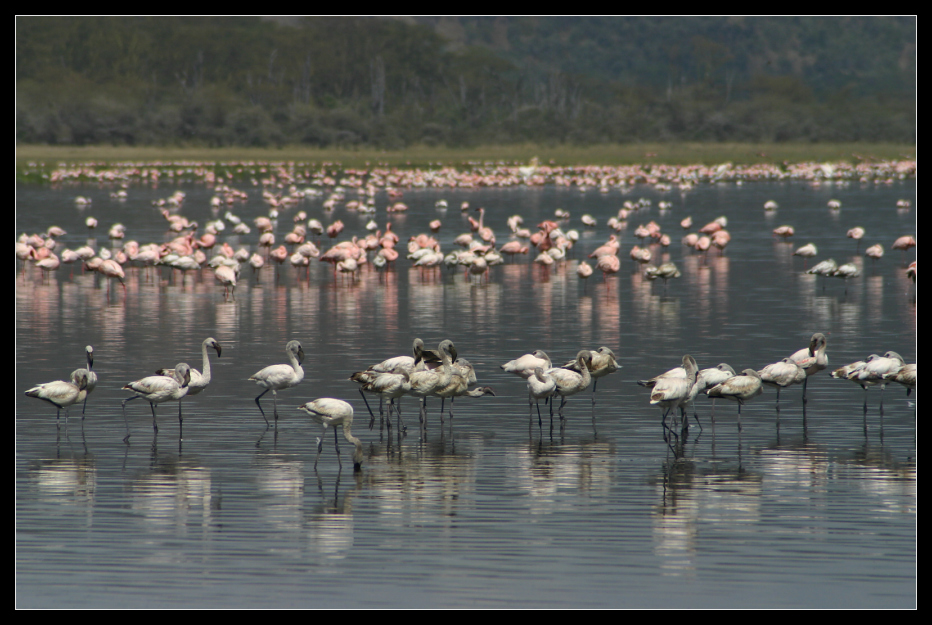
[16,176,916,607]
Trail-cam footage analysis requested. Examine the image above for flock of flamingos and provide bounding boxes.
[18,159,917,469]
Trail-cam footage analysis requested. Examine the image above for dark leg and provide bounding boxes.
[359,389,376,429]
[255,389,271,427]
[334,426,342,467]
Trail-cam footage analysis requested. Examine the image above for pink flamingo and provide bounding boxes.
[891,235,916,263]
[847,227,865,253]
[597,254,620,280]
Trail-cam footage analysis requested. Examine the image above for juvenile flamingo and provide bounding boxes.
[74,345,97,416]
[298,399,364,472]
[122,363,191,441]
[788,333,828,403]
[707,369,763,432]
[527,367,556,428]
[546,350,592,428]
[647,355,698,440]
[156,338,221,420]
[25,369,90,428]
[407,340,455,429]
[250,340,305,427]
[758,358,807,409]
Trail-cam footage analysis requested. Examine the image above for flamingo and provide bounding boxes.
[694,363,737,423]
[831,263,860,294]
[74,345,97,416]
[350,338,442,424]
[788,333,828,403]
[891,235,916,262]
[36,252,60,281]
[25,369,90,428]
[806,259,838,290]
[847,351,906,411]
[155,339,221,420]
[122,363,191,441]
[891,363,916,397]
[794,243,818,268]
[758,358,807,409]
[359,366,411,431]
[432,367,494,425]
[298,399,364,472]
[773,225,795,240]
[502,350,552,380]
[499,241,528,261]
[596,254,621,281]
[707,369,763,432]
[407,339,455,430]
[864,244,884,266]
[647,355,698,440]
[98,259,126,295]
[830,359,868,411]
[563,346,619,405]
[546,350,592,427]
[215,265,237,299]
[249,340,305,427]
[847,227,865,253]
[527,367,557,428]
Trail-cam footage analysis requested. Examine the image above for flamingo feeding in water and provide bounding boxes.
[298,398,364,471]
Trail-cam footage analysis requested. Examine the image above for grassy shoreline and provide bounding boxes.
[16,143,915,169]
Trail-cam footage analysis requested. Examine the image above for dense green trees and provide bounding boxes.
[16,16,915,148]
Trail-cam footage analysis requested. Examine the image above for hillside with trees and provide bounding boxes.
[16,16,915,149]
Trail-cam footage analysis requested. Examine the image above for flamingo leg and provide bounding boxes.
[358,389,376,429]
[254,389,271,427]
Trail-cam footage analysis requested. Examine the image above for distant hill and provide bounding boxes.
[405,17,915,98]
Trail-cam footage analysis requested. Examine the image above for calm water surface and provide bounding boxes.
[16,176,916,607]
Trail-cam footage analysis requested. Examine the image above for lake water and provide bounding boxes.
[15,172,916,608]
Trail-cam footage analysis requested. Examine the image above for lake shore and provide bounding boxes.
[16,142,915,169]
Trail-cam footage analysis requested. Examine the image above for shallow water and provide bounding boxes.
[16,176,916,607]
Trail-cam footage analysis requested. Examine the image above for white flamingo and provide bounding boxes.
[249,340,305,427]
[407,340,455,430]
[359,365,411,431]
[156,337,221,417]
[567,346,619,404]
[527,367,556,429]
[299,399,364,471]
[647,355,698,440]
[842,351,906,411]
[122,363,191,441]
[502,350,552,379]
[546,350,592,427]
[788,333,828,403]
[25,369,90,428]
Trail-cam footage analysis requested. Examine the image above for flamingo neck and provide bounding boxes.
[201,341,212,382]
